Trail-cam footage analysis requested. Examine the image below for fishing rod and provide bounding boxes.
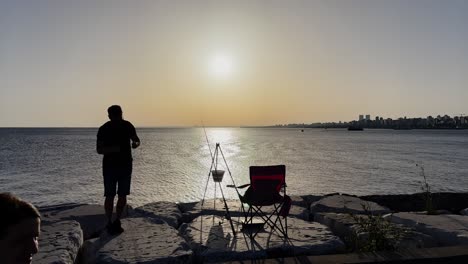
[202,120,213,160]
[201,121,216,206]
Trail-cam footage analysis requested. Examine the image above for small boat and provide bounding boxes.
[348,126,363,131]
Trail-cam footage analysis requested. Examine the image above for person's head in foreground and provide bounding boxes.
[0,193,41,264]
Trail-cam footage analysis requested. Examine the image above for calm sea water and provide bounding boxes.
[1,128,467,207]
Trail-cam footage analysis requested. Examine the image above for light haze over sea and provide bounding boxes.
[1,127,467,207]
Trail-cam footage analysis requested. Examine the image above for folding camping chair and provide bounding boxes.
[233,165,291,238]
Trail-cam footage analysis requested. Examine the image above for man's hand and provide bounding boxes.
[132,141,140,149]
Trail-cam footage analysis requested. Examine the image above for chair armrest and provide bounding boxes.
[226,183,250,189]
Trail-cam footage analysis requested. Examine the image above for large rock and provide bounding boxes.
[290,195,308,207]
[385,212,468,246]
[288,196,310,221]
[89,217,192,264]
[33,220,83,264]
[301,194,324,206]
[315,212,437,250]
[180,215,344,262]
[362,192,468,213]
[134,201,182,228]
[313,213,357,241]
[44,204,131,240]
[288,204,309,221]
[310,194,391,217]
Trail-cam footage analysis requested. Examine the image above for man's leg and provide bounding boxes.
[103,164,118,228]
[104,196,115,224]
[116,195,127,221]
[115,162,131,222]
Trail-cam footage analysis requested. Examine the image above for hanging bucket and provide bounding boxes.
[212,170,225,182]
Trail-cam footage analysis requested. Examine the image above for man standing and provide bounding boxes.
[97,105,140,234]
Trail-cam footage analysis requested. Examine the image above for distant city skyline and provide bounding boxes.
[276,113,468,129]
[1,1,467,127]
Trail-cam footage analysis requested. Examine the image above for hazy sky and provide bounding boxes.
[1,0,467,127]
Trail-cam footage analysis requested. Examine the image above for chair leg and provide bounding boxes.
[242,203,289,239]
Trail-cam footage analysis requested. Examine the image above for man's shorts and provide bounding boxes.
[103,162,132,197]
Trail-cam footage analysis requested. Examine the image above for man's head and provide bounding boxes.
[0,193,41,264]
[107,105,123,121]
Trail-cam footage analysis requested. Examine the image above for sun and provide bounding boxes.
[209,53,234,78]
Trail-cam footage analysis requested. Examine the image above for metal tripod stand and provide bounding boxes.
[201,143,237,235]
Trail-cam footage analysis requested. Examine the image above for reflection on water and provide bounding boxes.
[1,128,468,207]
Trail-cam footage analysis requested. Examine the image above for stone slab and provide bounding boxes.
[361,192,468,213]
[180,215,344,262]
[90,217,192,264]
[134,201,182,228]
[290,196,308,207]
[310,194,391,217]
[44,204,131,240]
[33,220,83,264]
[385,212,468,246]
[315,212,437,250]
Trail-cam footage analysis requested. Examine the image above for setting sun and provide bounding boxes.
[209,53,234,78]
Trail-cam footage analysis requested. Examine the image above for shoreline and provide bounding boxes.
[38,191,468,213]
[33,191,468,263]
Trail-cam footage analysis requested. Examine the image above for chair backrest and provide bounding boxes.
[249,165,286,193]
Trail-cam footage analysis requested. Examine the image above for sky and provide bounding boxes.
[1,0,467,127]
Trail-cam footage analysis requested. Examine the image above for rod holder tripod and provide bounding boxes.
[201,143,237,235]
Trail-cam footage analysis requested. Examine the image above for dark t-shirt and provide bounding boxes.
[97,120,138,166]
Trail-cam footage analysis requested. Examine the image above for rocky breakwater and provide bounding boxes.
[33,192,468,263]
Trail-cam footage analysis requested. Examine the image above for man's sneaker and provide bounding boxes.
[106,222,115,235]
[112,219,124,234]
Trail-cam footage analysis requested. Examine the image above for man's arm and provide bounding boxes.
[130,123,140,149]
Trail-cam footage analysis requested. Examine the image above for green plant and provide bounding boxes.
[347,203,409,252]
[416,164,435,214]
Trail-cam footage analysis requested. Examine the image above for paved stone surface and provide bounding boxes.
[179,198,309,223]
[33,220,83,264]
[385,212,468,246]
[180,215,344,262]
[315,212,437,249]
[44,204,131,240]
[179,199,246,223]
[89,217,192,264]
[135,201,182,228]
[310,194,391,217]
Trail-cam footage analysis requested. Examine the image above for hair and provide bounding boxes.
[107,105,123,116]
[0,193,41,239]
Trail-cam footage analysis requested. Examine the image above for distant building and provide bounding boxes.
[365,114,371,120]
[359,115,364,121]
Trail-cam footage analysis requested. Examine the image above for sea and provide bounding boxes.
[1,127,467,207]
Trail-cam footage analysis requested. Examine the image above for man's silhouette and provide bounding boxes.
[97,105,140,234]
